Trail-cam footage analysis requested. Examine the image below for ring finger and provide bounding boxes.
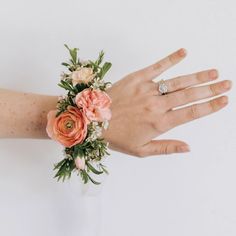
[151,69,219,95]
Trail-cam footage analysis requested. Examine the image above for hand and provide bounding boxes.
[102,48,232,157]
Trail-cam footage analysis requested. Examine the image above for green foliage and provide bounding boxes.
[75,82,89,93]
[53,44,112,185]
[95,50,104,66]
[53,138,110,184]
[53,158,75,182]
[99,163,109,174]
[64,44,78,65]
[58,80,75,93]
[73,144,85,159]
[80,170,101,185]
[86,161,103,175]
[55,93,75,117]
[98,62,112,79]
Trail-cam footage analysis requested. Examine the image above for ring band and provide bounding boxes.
[158,79,168,95]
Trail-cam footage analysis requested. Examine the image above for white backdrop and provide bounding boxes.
[0,0,236,235]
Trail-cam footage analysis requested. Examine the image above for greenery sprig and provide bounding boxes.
[52,44,112,185]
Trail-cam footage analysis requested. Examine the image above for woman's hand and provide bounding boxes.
[102,48,232,157]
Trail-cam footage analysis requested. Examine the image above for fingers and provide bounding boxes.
[164,80,232,110]
[155,69,219,95]
[136,139,190,157]
[137,48,187,81]
[164,96,229,130]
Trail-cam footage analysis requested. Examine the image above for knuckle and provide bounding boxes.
[189,104,199,119]
[125,72,137,82]
[159,144,169,155]
[196,71,204,82]
[209,84,217,96]
[168,54,175,64]
[184,88,194,99]
[172,91,185,104]
[209,99,217,112]
[152,62,162,71]
[135,86,144,95]
[144,97,164,112]
[183,88,198,101]
[135,83,153,95]
[169,78,180,91]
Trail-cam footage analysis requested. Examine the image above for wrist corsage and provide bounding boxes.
[46,44,112,185]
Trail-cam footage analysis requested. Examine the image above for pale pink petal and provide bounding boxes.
[75,157,85,170]
[46,110,57,140]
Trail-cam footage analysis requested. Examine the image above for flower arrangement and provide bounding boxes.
[46,44,112,185]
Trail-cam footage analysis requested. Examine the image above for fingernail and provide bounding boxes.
[178,48,187,57]
[223,80,232,90]
[209,69,218,79]
[220,96,228,105]
[177,145,191,153]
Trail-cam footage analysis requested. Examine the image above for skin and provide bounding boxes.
[0,48,232,157]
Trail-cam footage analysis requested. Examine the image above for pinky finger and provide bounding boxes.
[165,96,229,129]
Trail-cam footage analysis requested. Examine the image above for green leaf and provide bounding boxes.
[61,62,70,67]
[73,145,84,159]
[80,170,89,184]
[58,80,74,92]
[99,164,109,175]
[53,158,75,182]
[87,173,101,185]
[86,161,103,175]
[99,62,112,79]
[53,159,66,170]
[70,49,77,64]
[64,44,78,64]
[75,83,89,93]
[95,50,104,66]
[64,44,70,51]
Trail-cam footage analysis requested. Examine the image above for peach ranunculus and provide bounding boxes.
[75,88,112,122]
[71,67,95,86]
[75,157,85,170]
[46,106,89,148]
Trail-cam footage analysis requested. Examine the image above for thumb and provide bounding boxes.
[137,139,190,157]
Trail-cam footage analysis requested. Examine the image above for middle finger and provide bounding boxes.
[163,80,232,110]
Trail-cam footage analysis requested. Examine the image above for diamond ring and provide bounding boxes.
[158,79,168,95]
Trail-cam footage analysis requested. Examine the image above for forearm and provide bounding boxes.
[0,88,58,139]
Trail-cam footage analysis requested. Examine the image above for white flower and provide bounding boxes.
[91,78,105,89]
[71,67,95,86]
[103,120,109,130]
[86,122,103,142]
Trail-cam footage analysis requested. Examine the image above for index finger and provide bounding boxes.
[137,48,187,81]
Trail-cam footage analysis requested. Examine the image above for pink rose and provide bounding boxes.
[71,67,95,86]
[46,106,89,148]
[75,157,85,170]
[75,88,112,122]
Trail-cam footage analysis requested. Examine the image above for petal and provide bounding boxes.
[46,110,57,139]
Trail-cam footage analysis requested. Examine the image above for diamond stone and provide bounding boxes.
[159,80,168,94]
